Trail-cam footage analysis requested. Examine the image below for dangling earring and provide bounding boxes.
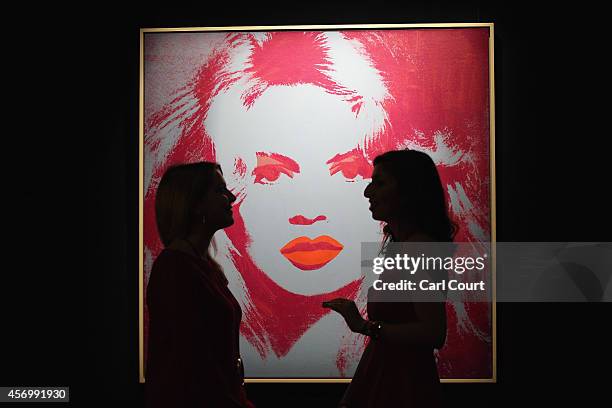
[202,215,206,225]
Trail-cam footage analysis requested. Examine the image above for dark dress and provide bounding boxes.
[339,287,444,408]
[145,249,254,408]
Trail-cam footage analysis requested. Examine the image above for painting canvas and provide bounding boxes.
[140,24,494,381]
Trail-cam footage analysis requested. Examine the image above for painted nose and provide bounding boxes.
[289,215,327,225]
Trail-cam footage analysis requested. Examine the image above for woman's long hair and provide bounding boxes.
[155,162,221,247]
[154,162,227,276]
[374,149,458,245]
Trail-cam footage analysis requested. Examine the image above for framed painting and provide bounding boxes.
[139,23,496,383]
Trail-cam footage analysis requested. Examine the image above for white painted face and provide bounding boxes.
[207,83,382,295]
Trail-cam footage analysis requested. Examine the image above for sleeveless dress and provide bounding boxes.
[339,286,444,408]
[145,249,254,408]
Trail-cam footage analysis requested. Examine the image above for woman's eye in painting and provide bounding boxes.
[327,150,373,182]
[252,152,300,185]
[252,165,290,184]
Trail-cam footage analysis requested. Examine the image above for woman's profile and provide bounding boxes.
[324,149,456,407]
[145,162,255,407]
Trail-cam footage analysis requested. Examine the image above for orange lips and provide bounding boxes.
[280,235,344,271]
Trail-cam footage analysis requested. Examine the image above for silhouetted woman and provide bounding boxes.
[324,150,456,407]
[145,162,254,408]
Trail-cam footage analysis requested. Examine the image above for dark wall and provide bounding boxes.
[7,1,610,407]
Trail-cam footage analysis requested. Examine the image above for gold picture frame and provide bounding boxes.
[139,22,496,384]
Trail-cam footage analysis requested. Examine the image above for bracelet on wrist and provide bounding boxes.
[363,320,382,340]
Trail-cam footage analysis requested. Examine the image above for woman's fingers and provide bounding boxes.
[323,303,348,316]
[324,303,343,312]
[323,298,348,308]
[324,298,346,304]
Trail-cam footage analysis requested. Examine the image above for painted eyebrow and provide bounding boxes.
[255,152,300,172]
[325,148,365,165]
